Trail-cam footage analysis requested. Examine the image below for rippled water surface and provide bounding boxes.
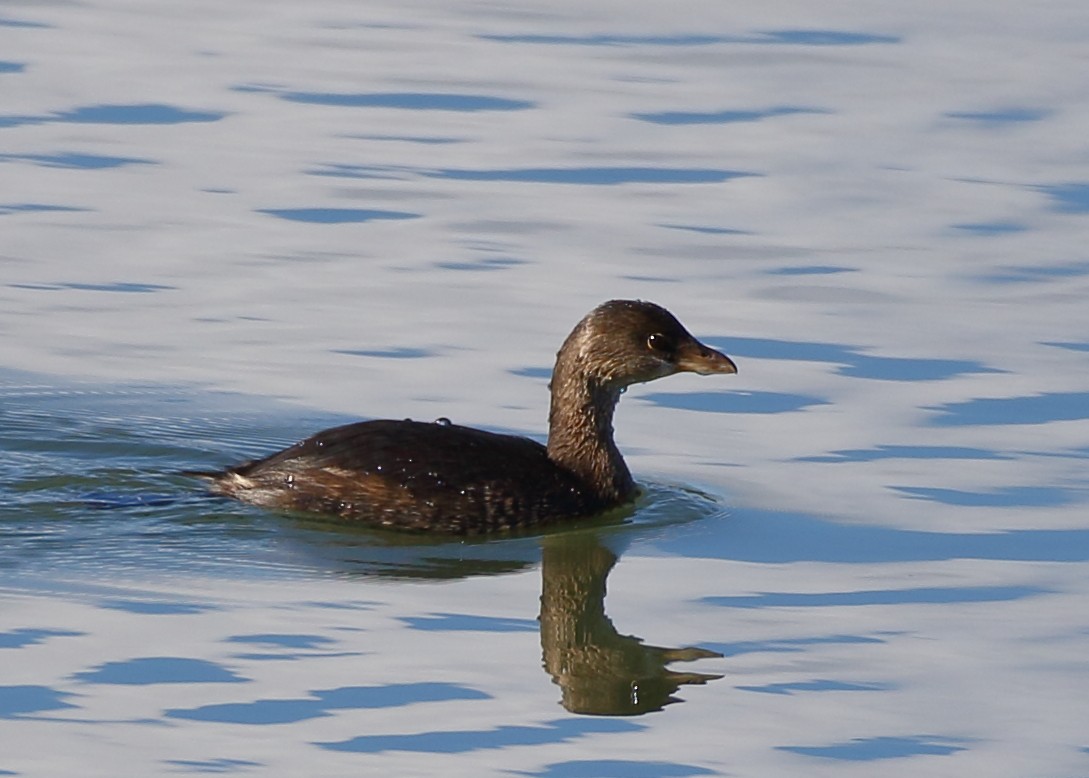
[3,1,1089,776]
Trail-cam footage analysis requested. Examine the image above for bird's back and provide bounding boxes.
[205,419,605,533]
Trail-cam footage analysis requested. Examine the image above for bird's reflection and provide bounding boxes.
[538,531,722,715]
[265,498,723,715]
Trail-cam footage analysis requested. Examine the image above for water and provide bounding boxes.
[3,1,1089,775]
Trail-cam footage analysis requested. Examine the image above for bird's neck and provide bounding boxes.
[546,357,635,504]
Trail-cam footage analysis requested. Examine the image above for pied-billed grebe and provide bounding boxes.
[193,300,736,533]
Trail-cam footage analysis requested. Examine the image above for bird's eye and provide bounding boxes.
[646,333,671,354]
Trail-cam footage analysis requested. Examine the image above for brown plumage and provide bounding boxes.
[191,300,737,533]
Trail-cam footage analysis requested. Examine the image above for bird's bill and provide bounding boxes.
[676,340,738,375]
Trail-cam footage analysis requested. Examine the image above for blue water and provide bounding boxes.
[0,103,227,128]
[2,2,1089,776]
